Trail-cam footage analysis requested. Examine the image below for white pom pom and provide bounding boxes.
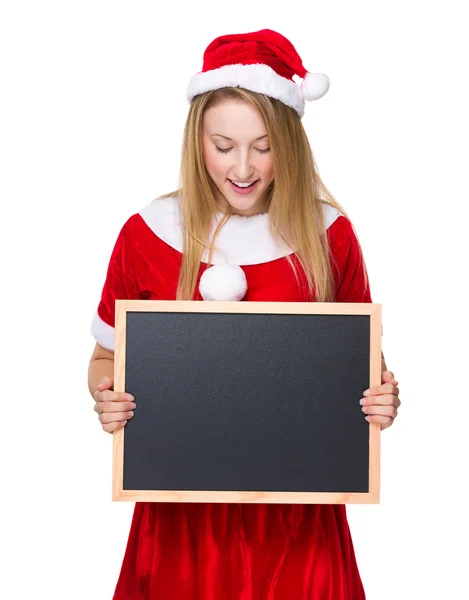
[301,72,330,101]
[199,264,247,301]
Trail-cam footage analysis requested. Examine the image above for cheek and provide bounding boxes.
[261,157,274,181]
[203,147,226,179]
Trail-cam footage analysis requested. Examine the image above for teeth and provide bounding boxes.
[232,181,255,188]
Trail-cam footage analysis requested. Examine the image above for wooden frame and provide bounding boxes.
[113,300,382,504]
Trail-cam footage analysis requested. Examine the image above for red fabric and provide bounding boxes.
[96,215,143,327]
[95,211,372,599]
[97,213,371,324]
[114,503,365,600]
[203,29,308,81]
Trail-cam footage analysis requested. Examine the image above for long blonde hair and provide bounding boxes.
[154,87,368,301]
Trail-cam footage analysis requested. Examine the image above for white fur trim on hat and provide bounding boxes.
[301,72,330,101]
[187,63,306,118]
[139,195,341,266]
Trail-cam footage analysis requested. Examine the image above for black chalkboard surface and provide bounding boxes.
[113,301,382,504]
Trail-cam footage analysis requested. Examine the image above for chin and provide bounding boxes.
[228,199,260,214]
[220,182,267,216]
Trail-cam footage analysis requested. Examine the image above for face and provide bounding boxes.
[202,100,274,216]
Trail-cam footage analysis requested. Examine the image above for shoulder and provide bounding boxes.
[115,211,149,239]
[321,203,361,256]
[324,206,352,236]
[138,194,183,251]
[325,210,358,252]
[110,201,172,254]
[322,202,343,233]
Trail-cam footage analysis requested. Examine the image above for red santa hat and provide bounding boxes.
[187,28,330,118]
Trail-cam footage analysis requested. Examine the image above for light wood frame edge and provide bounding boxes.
[112,300,382,504]
[112,301,126,501]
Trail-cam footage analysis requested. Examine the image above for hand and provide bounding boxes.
[360,371,401,430]
[93,376,136,434]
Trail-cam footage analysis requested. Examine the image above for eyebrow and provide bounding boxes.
[211,134,268,141]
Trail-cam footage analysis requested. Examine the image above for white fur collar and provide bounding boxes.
[139,195,341,266]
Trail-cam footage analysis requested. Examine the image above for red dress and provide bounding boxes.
[91,195,372,599]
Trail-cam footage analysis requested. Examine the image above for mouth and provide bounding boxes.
[228,179,260,195]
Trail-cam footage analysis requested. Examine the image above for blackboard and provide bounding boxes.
[113,301,382,504]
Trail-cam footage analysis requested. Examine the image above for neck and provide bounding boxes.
[216,198,269,218]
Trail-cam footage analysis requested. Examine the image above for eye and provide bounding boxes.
[215,146,271,154]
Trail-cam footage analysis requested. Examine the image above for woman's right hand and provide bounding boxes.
[93,376,136,433]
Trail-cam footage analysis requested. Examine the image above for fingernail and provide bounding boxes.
[126,394,134,401]
[363,390,370,396]
[359,398,366,405]
[130,403,136,409]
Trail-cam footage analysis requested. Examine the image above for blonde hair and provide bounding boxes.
[154,87,368,301]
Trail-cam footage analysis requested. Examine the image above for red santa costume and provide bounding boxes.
[91,29,372,600]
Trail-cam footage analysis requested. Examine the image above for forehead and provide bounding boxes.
[202,100,267,138]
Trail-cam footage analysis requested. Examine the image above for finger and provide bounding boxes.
[364,382,396,397]
[365,414,395,430]
[381,371,398,385]
[361,404,398,418]
[96,390,135,404]
[96,376,115,392]
[102,421,128,434]
[373,385,400,398]
[95,400,136,414]
[361,393,399,407]
[98,411,134,424]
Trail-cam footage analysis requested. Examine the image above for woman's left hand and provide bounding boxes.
[360,371,401,430]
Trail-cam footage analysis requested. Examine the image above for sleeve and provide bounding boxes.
[90,216,140,351]
[327,215,373,303]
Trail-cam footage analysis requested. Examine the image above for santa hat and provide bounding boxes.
[186,28,329,119]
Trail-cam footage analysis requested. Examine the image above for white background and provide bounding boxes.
[1,1,468,598]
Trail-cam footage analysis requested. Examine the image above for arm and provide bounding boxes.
[88,342,115,398]
[328,217,400,428]
[89,342,135,433]
[88,218,139,431]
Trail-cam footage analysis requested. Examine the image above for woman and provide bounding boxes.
[89,28,401,600]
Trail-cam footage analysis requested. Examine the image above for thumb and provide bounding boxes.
[382,370,398,385]
[97,375,114,390]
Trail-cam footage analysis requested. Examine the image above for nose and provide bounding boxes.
[232,150,255,180]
